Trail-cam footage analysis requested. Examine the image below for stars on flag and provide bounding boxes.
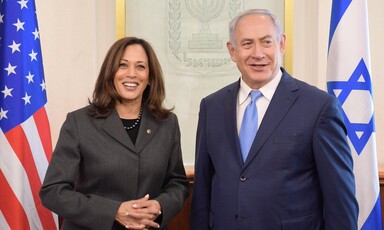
[40,79,46,91]
[0,107,8,120]
[26,71,34,83]
[13,18,25,31]
[0,0,47,132]
[28,49,38,61]
[1,85,13,98]
[4,62,17,75]
[17,0,29,9]
[8,40,21,53]
[327,58,374,155]
[32,27,39,39]
[22,92,31,105]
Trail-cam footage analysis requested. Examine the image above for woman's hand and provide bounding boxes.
[115,194,161,229]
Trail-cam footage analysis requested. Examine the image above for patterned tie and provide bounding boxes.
[239,90,262,162]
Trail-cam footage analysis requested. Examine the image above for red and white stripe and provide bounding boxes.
[0,106,58,230]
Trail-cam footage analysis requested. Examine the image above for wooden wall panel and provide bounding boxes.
[168,166,194,230]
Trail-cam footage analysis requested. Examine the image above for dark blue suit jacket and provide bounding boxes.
[191,69,358,230]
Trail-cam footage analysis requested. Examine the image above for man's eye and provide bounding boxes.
[242,42,252,48]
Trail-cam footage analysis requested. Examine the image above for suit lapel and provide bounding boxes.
[102,107,158,153]
[244,70,299,167]
[102,109,136,151]
[135,107,158,153]
[224,81,244,167]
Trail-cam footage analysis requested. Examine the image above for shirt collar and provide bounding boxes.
[238,69,283,106]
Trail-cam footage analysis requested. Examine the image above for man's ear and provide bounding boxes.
[279,34,286,55]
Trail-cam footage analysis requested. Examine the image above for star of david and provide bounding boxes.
[327,58,375,155]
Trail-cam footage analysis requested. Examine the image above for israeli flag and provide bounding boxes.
[326,0,382,229]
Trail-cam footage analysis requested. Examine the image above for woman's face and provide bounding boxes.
[114,44,149,104]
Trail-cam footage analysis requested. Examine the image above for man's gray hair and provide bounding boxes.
[228,9,283,47]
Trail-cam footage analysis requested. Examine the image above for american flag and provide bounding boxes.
[0,0,58,229]
[326,0,382,229]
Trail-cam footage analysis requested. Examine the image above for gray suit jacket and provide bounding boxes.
[40,106,189,230]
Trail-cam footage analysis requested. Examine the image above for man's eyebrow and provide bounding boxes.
[260,35,273,40]
[240,38,254,43]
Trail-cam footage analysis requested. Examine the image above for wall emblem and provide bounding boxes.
[167,0,243,75]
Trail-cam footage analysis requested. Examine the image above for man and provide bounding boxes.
[190,9,358,230]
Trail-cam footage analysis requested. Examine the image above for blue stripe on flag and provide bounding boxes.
[361,196,382,230]
[328,0,352,51]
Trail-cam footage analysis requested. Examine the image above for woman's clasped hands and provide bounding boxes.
[116,194,162,229]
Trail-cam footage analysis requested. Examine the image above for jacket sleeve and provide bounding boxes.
[313,97,358,230]
[154,114,190,227]
[190,99,214,230]
[39,112,121,230]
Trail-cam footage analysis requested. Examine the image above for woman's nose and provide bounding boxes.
[125,66,136,77]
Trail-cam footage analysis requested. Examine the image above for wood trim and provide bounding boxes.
[168,166,194,230]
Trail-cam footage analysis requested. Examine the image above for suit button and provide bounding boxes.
[240,176,247,182]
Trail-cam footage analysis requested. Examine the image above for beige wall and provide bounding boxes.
[36,0,384,167]
[36,0,116,154]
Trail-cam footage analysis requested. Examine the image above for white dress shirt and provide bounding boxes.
[237,70,283,134]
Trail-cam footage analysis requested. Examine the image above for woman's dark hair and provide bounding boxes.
[87,37,172,120]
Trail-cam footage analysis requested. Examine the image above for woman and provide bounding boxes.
[40,37,190,230]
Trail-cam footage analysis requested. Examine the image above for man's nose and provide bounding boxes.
[252,45,265,59]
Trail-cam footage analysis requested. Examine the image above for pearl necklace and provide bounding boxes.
[124,107,143,130]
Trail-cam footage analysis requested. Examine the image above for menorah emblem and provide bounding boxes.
[185,0,225,49]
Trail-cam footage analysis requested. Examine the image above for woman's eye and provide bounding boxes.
[137,65,146,70]
[119,63,127,68]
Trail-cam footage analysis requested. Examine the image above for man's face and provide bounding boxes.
[227,14,286,89]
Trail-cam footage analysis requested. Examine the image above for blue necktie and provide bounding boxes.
[239,90,262,162]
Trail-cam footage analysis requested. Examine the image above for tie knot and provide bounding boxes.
[250,90,262,102]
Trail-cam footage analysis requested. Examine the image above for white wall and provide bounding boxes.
[36,0,384,167]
